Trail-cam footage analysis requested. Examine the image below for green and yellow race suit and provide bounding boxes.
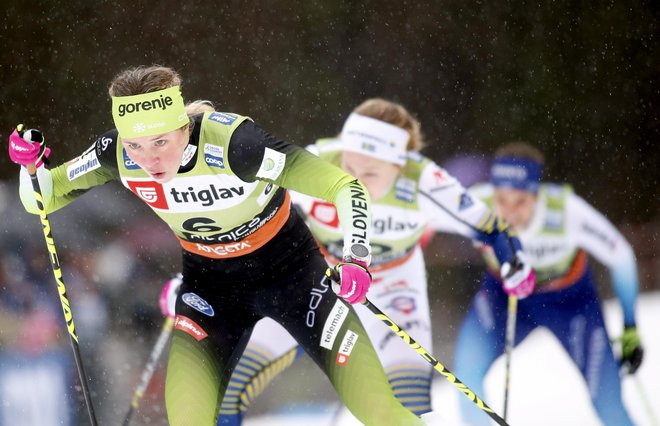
[18,112,423,426]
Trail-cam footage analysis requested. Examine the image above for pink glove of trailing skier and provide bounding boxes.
[500,251,535,298]
[159,273,183,318]
[332,243,372,305]
[8,124,50,167]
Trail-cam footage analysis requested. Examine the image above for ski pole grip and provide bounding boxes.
[325,267,369,306]
[16,124,40,175]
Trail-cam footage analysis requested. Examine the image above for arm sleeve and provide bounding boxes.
[287,143,323,217]
[18,131,120,215]
[567,193,639,326]
[228,121,371,253]
[418,162,521,264]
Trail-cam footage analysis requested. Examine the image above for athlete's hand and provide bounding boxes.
[620,325,644,374]
[500,251,535,299]
[333,259,372,304]
[8,124,50,167]
[159,273,183,318]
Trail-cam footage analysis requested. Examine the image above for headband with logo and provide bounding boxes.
[341,113,410,166]
[111,86,188,139]
[490,156,543,193]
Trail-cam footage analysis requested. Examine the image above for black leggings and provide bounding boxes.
[165,210,421,425]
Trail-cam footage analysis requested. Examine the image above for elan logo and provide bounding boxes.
[117,94,173,116]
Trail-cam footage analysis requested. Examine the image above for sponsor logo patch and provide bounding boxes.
[373,217,418,234]
[180,144,197,167]
[336,330,359,366]
[208,112,238,125]
[433,169,446,182]
[458,192,474,210]
[123,148,141,170]
[10,141,30,152]
[320,299,349,350]
[256,182,275,206]
[174,315,208,341]
[67,150,100,181]
[117,93,173,116]
[126,180,169,209]
[256,148,286,181]
[123,175,257,212]
[182,292,215,317]
[394,177,416,203]
[204,143,225,168]
[381,280,411,295]
[306,275,330,328]
[170,184,245,206]
[193,241,252,257]
[99,136,112,151]
[388,296,416,315]
[310,201,339,227]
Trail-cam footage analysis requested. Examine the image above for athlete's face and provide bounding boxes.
[341,151,401,201]
[493,187,538,229]
[121,125,189,183]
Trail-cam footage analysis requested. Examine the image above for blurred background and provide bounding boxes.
[0,1,657,425]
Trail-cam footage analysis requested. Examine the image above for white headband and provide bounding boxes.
[340,113,410,166]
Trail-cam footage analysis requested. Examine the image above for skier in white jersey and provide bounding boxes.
[451,142,644,425]
[174,98,533,424]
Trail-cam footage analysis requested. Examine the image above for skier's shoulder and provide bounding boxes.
[401,151,435,183]
[311,137,342,163]
[467,182,494,201]
[93,129,120,169]
[539,183,574,211]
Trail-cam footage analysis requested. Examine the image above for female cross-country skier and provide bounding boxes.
[451,142,644,425]
[8,65,429,426]
[160,98,533,424]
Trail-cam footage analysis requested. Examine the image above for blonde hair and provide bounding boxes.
[495,142,545,165]
[185,100,216,115]
[109,66,215,131]
[108,65,182,97]
[353,98,424,151]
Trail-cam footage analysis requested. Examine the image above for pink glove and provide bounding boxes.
[159,274,183,318]
[334,259,372,305]
[500,251,536,298]
[8,125,50,167]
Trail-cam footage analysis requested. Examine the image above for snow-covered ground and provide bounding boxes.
[246,292,660,425]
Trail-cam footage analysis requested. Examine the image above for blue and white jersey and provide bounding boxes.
[453,183,640,326]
